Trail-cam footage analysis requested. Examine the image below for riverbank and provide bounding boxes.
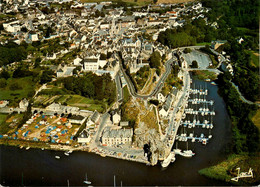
[199,154,260,185]
[0,138,149,165]
[0,138,84,152]
[191,70,217,81]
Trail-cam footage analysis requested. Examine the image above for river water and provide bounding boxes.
[0,79,232,186]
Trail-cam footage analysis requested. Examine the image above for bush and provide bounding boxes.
[183,48,192,54]
[149,99,159,105]
[190,60,198,68]
[0,70,10,79]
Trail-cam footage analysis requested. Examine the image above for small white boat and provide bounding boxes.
[26,147,30,150]
[41,148,44,150]
[202,138,207,145]
[64,152,70,156]
[83,173,91,184]
[182,150,195,158]
[55,156,60,159]
[211,82,216,85]
[173,148,182,155]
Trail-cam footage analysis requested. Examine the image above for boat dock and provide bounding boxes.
[181,120,213,129]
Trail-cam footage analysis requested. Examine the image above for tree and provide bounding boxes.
[0,78,7,88]
[149,99,159,105]
[0,70,10,79]
[183,48,192,54]
[34,57,41,68]
[40,70,54,84]
[190,60,198,68]
[150,51,161,69]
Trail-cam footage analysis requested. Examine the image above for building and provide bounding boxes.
[77,130,91,144]
[120,121,129,127]
[0,100,9,108]
[112,112,121,124]
[211,40,227,50]
[69,115,86,125]
[101,127,133,146]
[86,111,100,126]
[28,33,39,41]
[159,94,173,118]
[56,65,75,78]
[19,98,29,110]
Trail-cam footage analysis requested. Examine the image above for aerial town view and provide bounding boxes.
[0,0,259,186]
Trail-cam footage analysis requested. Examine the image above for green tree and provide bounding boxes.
[40,70,54,84]
[190,60,198,68]
[150,51,161,68]
[0,78,7,88]
[0,69,10,79]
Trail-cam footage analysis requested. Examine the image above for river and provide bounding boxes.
[0,79,232,186]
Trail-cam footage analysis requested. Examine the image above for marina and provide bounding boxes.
[170,81,218,160]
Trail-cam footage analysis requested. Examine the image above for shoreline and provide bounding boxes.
[198,154,260,186]
[0,138,149,165]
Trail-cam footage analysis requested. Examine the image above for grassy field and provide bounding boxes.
[0,77,36,107]
[252,109,260,130]
[246,50,259,68]
[199,154,260,185]
[60,95,105,112]
[192,70,217,81]
[35,93,106,112]
[0,114,7,125]
[196,42,211,46]
[0,113,23,134]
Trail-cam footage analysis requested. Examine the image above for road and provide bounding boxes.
[117,53,175,99]
[230,81,260,107]
[115,73,123,102]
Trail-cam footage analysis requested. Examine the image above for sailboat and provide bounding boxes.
[83,173,91,185]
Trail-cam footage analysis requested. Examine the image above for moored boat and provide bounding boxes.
[161,152,175,168]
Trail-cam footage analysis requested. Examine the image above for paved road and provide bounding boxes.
[117,53,175,99]
[115,73,123,102]
[230,82,260,107]
[89,113,110,150]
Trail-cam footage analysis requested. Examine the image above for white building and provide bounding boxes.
[29,33,39,41]
[0,100,9,108]
[101,127,133,146]
[77,130,91,144]
[19,98,29,110]
[56,65,75,78]
[112,112,121,124]
[69,115,86,125]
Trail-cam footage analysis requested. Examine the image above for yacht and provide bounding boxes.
[55,156,60,159]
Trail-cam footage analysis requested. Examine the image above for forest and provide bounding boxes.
[217,72,259,154]
[61,72,116,106]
